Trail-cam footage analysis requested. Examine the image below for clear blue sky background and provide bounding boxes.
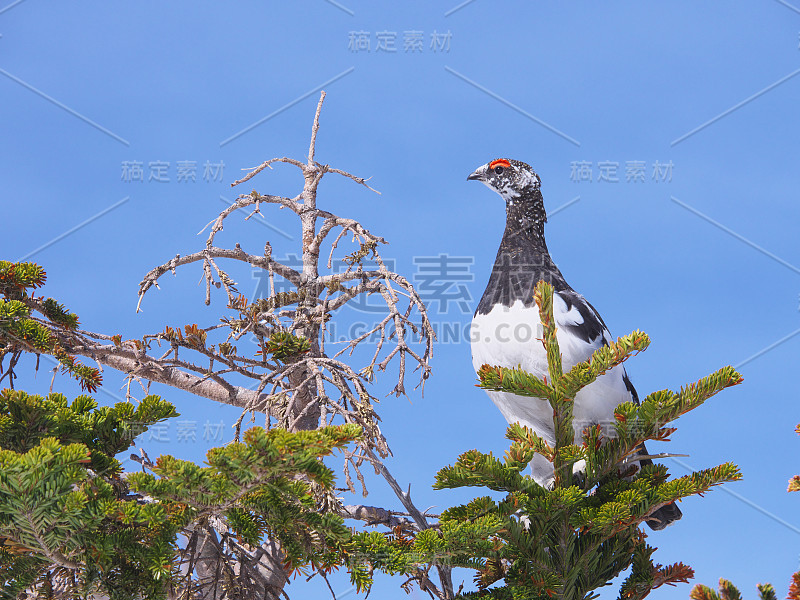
[2,2,800,598]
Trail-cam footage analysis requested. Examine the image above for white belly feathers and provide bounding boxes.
[471,295,632,447]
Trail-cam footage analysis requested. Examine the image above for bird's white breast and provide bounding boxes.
[471,296,632,445]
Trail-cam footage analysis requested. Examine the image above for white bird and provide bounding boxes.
[468,158,681,530]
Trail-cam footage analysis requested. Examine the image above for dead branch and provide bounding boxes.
[338,504,415,530]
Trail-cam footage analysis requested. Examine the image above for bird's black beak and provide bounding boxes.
[467,168,483,181]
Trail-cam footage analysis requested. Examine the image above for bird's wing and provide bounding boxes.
[553,289,610,346]
[553,289,640,406]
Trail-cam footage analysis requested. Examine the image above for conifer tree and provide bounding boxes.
[0,260,101,392]
[0,264,366,597]
[0,388,180,598]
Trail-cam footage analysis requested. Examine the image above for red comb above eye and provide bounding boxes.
[489,159,511,170]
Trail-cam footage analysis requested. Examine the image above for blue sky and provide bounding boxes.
[2,1,800,597]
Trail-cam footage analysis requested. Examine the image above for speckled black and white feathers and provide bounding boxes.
[468,158,681,531]
[470,159,612,353]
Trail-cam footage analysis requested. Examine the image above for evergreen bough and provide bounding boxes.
[0,266,364,598]
[0,260,101,392]
[0,386,363,599]
[127,423,362,578]
[0,389,179,599]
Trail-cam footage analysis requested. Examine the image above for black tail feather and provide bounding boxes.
[634,443,683,530]
[646,501,682,530]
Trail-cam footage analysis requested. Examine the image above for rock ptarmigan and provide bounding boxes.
[468,158,681,530]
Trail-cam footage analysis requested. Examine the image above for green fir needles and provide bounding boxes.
[0,387,362,599]
[430,280,742,599]
[0,391,179,599]
[0,261,100,392]
[127,423,361,576]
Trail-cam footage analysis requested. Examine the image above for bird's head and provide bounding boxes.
[467,158,541,200]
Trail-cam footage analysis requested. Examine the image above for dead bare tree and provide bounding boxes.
[18,92,453,599]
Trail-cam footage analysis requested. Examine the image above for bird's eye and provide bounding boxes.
[494,166,504,175]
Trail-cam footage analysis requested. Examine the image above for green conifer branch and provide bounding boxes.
[533,280,574,489]
[0,261,46,296]
[0,388,366,597]
[40,298,79,330]
[434,280,743,599]
[689,578,746,600]
[533,281,562,384]
[128,423,362,574]
[261,331,311,362]
[477,283,660,491]
[572,364,742,489]
[505,422,556,469]
[758,584,778,600]
[476,364,552,399]
[435,449,530,493]
[0,390,184,598]
[619,539,694,600]
[345,515,506,595]
[0,263,101,392]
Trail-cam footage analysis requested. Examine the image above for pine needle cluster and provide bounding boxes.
[689,578,783,600]
[0,385,364,598]
[0,261,366,597]
[0,261,101,392]
[0,389,178,599]
[127,423,362,577]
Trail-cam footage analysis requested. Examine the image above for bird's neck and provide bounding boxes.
[477,187,566,313]
[501,188,548,252]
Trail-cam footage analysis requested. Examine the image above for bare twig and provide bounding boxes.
[230,157,307,188]
[308,91,325,165]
